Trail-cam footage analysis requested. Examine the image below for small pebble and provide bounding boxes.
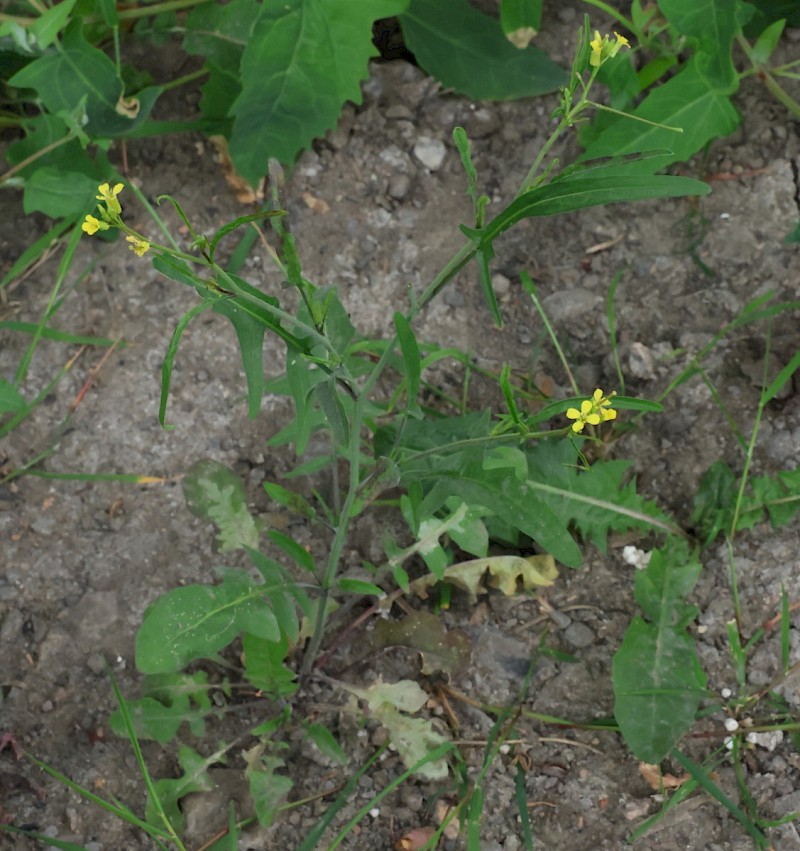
[563,621,595,648]
[413,136,446,171]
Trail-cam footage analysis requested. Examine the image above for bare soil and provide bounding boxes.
[1,5,800,850]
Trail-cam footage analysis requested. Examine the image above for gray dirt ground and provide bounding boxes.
[2,4,800,850]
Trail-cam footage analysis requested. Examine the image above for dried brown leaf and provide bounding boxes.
[394,826,435,850]
[639,761,691,790]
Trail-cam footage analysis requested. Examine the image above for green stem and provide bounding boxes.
[0,129,77,186]
[580,0,634,33]
[736,33,800,118]
[299,336,400,676]
[158,66,209,94]
[114,0,216,21]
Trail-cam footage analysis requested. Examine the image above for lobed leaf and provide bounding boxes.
[135,569,279,674]
[182,459,260,551]
[613,542,707,763]
[613,617,707,763]
[229,0,409,188]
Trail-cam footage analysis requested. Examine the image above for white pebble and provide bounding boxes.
[746,730,784,752]
[370,808,380,819]
[622,546,651,570]
[724,736,734,750]
[724,717,739,732]
[721,687,732,699]
[413,136,446,171]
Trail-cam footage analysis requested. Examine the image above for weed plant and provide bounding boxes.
[1,5,800,851]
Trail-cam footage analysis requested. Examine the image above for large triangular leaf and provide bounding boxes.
[183,0,262,121]
[658,0,740,85]
[229,0,409,187]
[400,0,565,99]
[579,58,740,172]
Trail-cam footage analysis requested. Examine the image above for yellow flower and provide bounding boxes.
[589,30,631,69]
[96,182,124,215]
[589,30,605,67]
[81,214,109,235]
[126,235,150,257]
[566,388,617,433]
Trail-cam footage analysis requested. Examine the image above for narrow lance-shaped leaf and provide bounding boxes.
[462,173,710,250]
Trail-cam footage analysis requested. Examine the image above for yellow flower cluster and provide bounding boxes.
[81,182,150,257]
[589,31,630,68]
[566,389,617,433]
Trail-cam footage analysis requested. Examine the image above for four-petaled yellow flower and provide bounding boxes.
[589,30,631,68]
[96,182,124,215]
[126,235,150,257]
[81,214,109,235]
[566,388,617,433]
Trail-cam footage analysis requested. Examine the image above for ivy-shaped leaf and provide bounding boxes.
[9,20,162,137]
[229,0,410,188]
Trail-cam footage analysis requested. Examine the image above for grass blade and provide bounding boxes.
[670,748,769,847]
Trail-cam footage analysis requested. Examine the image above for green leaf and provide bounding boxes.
[229,0,409,188]
[9,20,162,137]
[613,542,707,763]
[268,529,316,573]
[305,722,349,765]
[183,0,261,122]
[30,0,77,50]
[394,312,422,417]
[750,468,800,528]
[0,380,26,414]
[500,0,542,48]
[136,569,279,674]
[658,0,741,85]
[263,480,318,520]
[242,631,298,697]
[633,545,702,629]
[147,745,214,834]
[463,171,710,250]
[750,17,786,64]
[22,166,97,218]
[580,59,740,172]
[182,459,260,551]
[246,753,294,827]
[525,441,671,553]
[246,546,310,634]
[692,460,736,544]
[613,617,706,763]
[211,297,266,419]
[313,376,350,447]
[400,0,565,100]
[108,672,212,742]
[444,497,489,557]
[336,577,384,596]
